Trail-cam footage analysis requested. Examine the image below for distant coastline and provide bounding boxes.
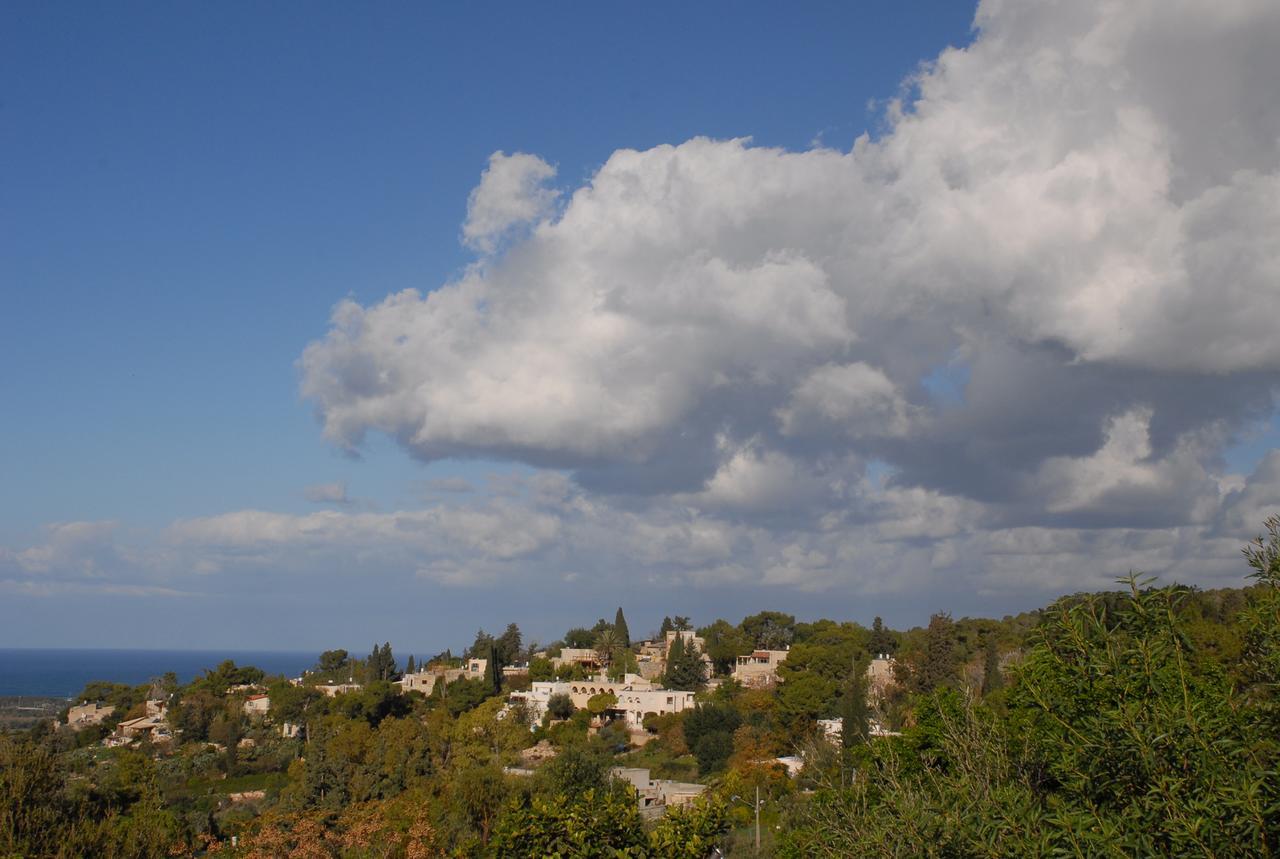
[0,648,315,698]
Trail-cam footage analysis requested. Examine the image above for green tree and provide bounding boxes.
[663,635,705,690]
[495,623,523,666]
[404,654,416,675]
[776,672,836,740]
[660,616,674,637]
[381,642,397,680]
[469,628,495,659]
[478,644,499,696]
[741,611,796,650]
[538,741,611,796]
[613,606,631,649]
[0,736,66,857]
[783,566,1280,857]
[547,692,575,720]
[915,612,958,693]
[840,659,870,747]
[317,648,349,672]
[699,618,753,676]
[868,616,895,655]
[563,627,595,649]
[684,703,742,774]
[490,787,646,857]
[649,796,729,858]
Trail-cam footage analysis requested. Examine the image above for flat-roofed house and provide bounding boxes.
[510,678,696,728]
[551,648,601,670]
[732,649,789,687]
[65,702,112,728]
[243,694,270,717]
[610,767,706,819]
[396,671,439,696]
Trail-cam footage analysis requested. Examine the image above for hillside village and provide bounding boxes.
[43,603,991,851]
[7,555,1279,857]
[62,609,911,813]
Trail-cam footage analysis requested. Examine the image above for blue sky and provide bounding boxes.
[1,2,974,537]
[3,1,1278,654]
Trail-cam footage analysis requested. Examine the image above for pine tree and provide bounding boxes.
[496,623,523,666]
[869,616,896,656]
[660,616,674,637]
[663,636,706,691]
[470,628,494,660]
[981,635,1004,695]
[614,607,631,649]
[840,659,870,747]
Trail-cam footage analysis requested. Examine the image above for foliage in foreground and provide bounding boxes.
[781,516,1280,858]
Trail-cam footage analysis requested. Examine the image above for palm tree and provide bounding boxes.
[594,629,620,665]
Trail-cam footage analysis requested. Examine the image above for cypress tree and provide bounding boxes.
[614,607,631,649]
[380,642,397,680]
[484,644,501,695]
[405,654,416,675]
[917,613,958,693]
[660,616,674,637]
[841,659,870,747]
[663,634,685,686]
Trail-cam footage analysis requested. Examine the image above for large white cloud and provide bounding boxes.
[302,0,1279,514]
[9,0,1278,616]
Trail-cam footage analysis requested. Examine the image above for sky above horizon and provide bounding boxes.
[3,0,1279,654]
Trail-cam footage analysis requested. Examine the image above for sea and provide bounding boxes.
[0,649,316,698]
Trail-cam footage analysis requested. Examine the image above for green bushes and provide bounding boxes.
[781,552,1280,857]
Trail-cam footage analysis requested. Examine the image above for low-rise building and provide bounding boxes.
[732,649,788,687]
[65,702,113,728]
[315,683,362,697]
[396,671,439,696]
[817,718,843,743]
[112,710,170,744]
[551,648,601,670]
[867,655,898,702]
[243,694,270,717]
[816,717,899,745]
[510,677,696,729]
[466,657,488,677]
[610,767,706,819]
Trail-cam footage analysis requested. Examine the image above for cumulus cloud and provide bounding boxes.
[304,0,1278,513]
[288,0,1280,600]
[461,152,559,253]
[11,0,1278,613]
